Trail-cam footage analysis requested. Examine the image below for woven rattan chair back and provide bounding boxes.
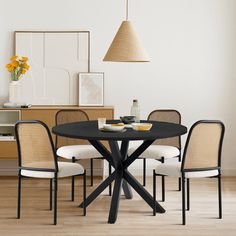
[15,121,57,171]
[55,110,89,148]
[182,121,225,171]
[148,109,181,148]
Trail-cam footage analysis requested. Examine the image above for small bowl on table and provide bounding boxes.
[103,123,125,132]
[120,116,135,124]
[132,123,153,131]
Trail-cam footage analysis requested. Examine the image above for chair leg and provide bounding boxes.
[83,171,87,216]
[109,163,112,196]
[71,157,75,201]
[17,173,22,219]
[187,178,190,211]
[50,179,53,211]
[161,157,165,202]
[153,170,156,216]
[218,175,222,219]
[143,158,146,187]
[178,178,181,191]
[161,176,165,202]
[53,176,58,225]
[182,175,186,225]
[90,159,93,187]
[178,155,181,191]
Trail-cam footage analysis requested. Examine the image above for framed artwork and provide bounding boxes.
[78,72,104,106]
[15,31,90,105]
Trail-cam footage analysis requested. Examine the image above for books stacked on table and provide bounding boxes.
[0,133,15,140]
[2,103,32,108]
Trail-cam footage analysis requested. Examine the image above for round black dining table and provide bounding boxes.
[52,120,187,223]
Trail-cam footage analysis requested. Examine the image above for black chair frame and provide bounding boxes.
[153,120,225,225]
[15,120,86,225]
[55,110,112,200]
[141,109,182,202]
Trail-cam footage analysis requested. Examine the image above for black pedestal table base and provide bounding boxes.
[79,140,165,224]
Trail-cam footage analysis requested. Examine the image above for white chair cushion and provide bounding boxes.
[128,144,180,159]
[57,145,102,160]
[21,162,84,178]
[155,162,219,178]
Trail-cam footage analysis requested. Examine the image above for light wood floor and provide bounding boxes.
[0,176,235,236]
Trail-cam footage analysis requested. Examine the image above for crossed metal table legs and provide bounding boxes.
[79,139,165,223]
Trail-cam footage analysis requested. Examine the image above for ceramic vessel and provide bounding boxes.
[9,81,21,104]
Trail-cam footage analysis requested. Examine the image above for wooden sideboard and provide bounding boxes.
[0,106,114,175]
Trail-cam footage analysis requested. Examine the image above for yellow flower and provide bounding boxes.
[6,64,15,72]
[6,56,29,78]
[12,61,19,68]
[23,63,30,70]
[21,56,28,62]
[21,69,27,74]
[6,63,15,72]
[6,63,11,69]
[11,55,18,61]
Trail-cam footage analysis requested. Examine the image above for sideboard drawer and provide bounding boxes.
[0,142,17,158]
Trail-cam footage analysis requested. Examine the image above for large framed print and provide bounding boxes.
[78,72,104,106]
[15,31,90,105]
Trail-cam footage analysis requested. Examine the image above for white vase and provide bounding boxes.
[9,81,21,104]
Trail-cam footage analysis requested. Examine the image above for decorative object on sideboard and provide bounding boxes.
[103,0,150,62]
[78,72,104,106]
[0,133,15,141]
[3,103,32,108]
[9,81,20,104]
[6,56,30,105]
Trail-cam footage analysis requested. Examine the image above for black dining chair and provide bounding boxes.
[153,120,225,225]
[15,120,86,225]
[128,109,182,201]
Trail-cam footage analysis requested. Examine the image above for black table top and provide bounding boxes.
[52,120,187,141]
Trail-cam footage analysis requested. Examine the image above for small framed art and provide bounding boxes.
[78,72,104,106]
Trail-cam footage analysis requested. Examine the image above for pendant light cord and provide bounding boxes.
[126,0,129,20]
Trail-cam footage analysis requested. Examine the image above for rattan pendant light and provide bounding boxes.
[103,0,150,62]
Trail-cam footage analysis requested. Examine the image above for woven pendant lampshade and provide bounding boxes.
[103,0,150,62]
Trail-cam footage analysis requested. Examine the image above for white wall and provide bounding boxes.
[0,0,236,175]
